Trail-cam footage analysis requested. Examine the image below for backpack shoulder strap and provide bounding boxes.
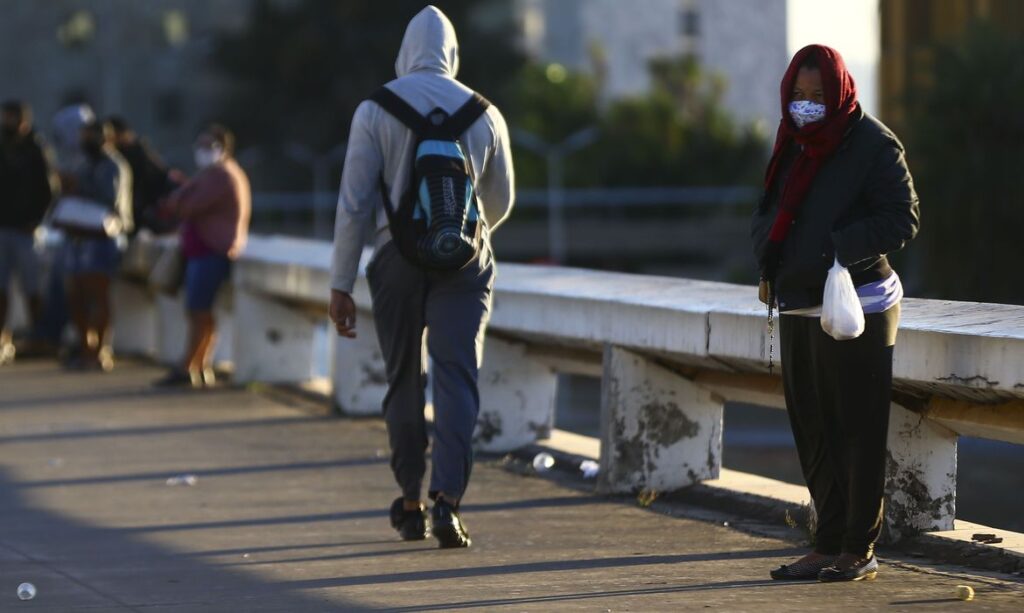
[443,93,491,137]
[369,87,427,135]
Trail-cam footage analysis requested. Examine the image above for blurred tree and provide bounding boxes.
[568,56,768,188]
[504,62,602,187]
[211,0,524,189]
[909,24,1024,305]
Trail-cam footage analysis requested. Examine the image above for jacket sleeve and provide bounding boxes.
[476,107,515,233]
[750,194,774,271]
[832,140,920,267]
[331,101,383,294]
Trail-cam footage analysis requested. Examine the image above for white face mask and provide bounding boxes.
[194,145,224,169]
[788,100,826,128]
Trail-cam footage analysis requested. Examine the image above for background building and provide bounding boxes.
[516,0,790,130]
[1,0,883,163]
[0,0,252,167]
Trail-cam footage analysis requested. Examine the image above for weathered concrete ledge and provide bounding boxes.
[111,234,1024,544]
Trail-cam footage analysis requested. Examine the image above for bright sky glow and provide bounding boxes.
[787,0,880,113]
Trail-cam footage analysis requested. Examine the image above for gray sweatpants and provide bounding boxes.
[366,241,495,502]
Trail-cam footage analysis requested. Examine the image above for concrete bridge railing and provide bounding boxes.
[113,234,1024,542]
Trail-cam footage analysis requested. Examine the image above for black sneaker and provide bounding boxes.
[431,497,471,549]
[389,497,428,541]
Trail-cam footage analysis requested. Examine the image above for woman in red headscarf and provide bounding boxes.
[751,45,920,582]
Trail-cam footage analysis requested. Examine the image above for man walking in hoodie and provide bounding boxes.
[329,6,514,548]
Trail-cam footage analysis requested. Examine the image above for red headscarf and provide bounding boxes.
[762,45,860,254]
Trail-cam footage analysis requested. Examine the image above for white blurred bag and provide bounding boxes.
[821,257,864,341]
[50,196,122,237]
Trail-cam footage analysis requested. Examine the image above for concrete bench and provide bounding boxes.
[114,233,1024,542]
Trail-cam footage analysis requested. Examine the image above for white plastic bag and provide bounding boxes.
[821,257,865,340]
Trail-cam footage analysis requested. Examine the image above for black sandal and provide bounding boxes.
[770,555,837,580]
[818,555,878,582]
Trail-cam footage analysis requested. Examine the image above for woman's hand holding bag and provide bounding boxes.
[821,257,864,340]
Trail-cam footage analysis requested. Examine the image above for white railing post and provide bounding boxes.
[232,286,317,384]
[212,292,235,367]
[111,280,158,358]
[598,345,723,494]
[155,293,188,366]
[884,402,958,541]
[332,308,387,415]
[474,336,558,453]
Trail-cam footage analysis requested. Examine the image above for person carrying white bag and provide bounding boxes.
[751,45,919,583]
[821,257,865,340]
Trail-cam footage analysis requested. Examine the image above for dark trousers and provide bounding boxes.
[367,242,494,503]
[780,305,899,558]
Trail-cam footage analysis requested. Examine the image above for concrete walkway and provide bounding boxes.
[1,361,1021,611]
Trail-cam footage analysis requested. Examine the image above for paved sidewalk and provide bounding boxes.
[0,360,1021,611]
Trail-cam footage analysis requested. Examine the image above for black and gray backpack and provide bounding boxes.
[369,86,491,271]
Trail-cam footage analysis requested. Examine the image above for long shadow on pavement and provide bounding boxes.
[0,384,244,411]
[112,495,598,535]
[0,467,364,611]
[382,578,794,611]
[0,414,327,444]
[275,546,803,590]
[17,457,387,489]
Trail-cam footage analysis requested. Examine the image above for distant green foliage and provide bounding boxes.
[909,24,1024,304]
[503,63,602,188]
[509,55,768,188]
[593,56,767,187]
[506,63,601,143]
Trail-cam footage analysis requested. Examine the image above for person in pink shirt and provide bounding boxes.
[155,124,250,388]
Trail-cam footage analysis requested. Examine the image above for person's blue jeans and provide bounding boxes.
[0,228,41,296]
[65,236,121,276]
[184,255,231,312]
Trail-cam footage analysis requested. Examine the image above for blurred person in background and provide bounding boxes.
[0,100,59,363]
[752,45,919,583]
[154,124,250,389]
[62,118,133,371]
[108,116,183,235]
[51,103,95,176]
[35,103,96,354]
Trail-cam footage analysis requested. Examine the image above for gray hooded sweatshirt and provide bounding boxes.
[330,6,515,293]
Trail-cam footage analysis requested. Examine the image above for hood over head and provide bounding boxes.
[395,6,459,78]
[779,44,858,134]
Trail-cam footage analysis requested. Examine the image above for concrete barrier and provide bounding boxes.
[116,233,1024,542]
